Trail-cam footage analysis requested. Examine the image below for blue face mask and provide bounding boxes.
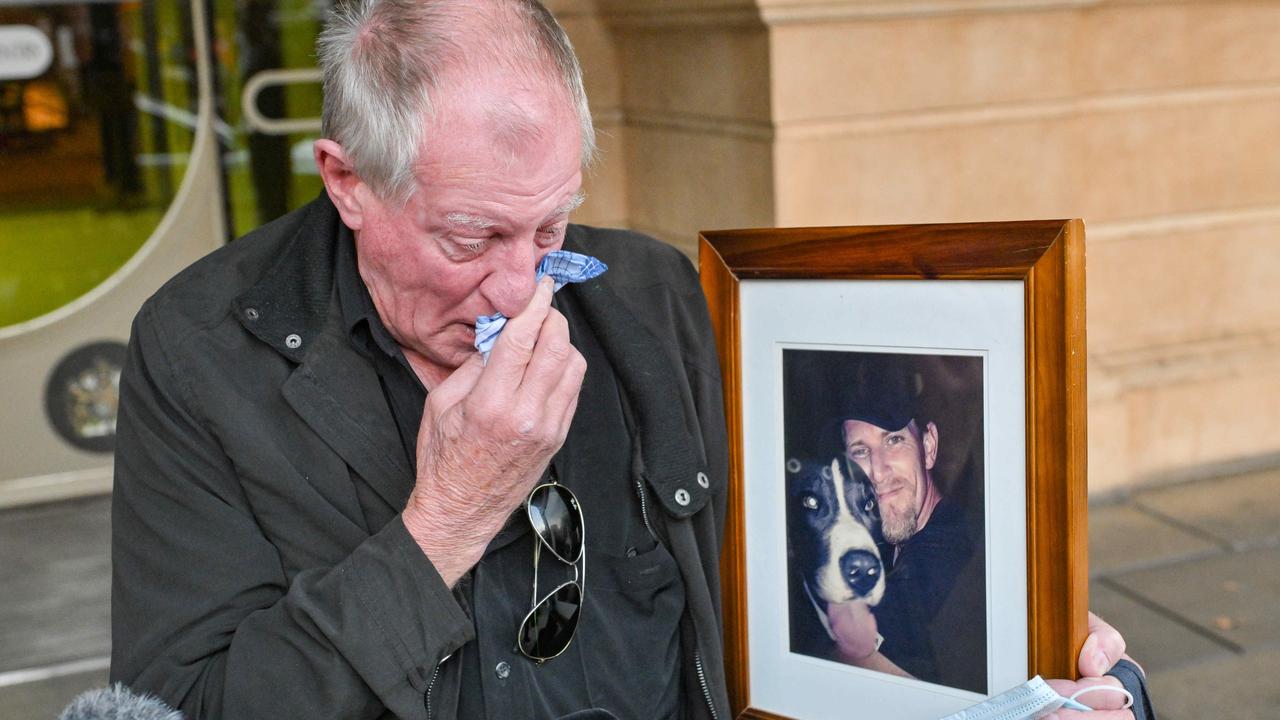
[941,675,1134,720]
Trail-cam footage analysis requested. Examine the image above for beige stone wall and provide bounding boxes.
[560,0,1280,495]
[559,0,776,251]
[545,0,629,229]
[604,0,776,249]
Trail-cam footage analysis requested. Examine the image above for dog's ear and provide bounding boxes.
[841,455,868,484]
[842,456,879,520]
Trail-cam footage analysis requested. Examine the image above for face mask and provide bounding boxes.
[941,675,1134,720]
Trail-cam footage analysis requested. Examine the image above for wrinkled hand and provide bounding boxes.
[1045,612,1141,719]
[828,600,880,662]
[403,277,586,586]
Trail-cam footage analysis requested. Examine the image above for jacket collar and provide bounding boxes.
[232,192,342,363]
[234,194,413,512]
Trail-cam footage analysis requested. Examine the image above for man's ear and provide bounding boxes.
[922,421,939,470]
[314,139,370,230]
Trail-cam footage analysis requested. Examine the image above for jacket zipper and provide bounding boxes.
[639,480,716,719]
[694,650,719,720]
[633,478,655,537]
[424,653,451,719]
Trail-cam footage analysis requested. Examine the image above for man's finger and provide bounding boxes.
[514,307,575,406]
[1046,677,1130,710]
[428,352,485,413]
[546,348,586,443]
[555,386,582,447]
[1079,611,1127,677]
[481,272,552,376]
[1052,710,1134,720]
[471,275,550,404]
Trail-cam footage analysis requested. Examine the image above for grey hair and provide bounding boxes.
[317,0,596,204]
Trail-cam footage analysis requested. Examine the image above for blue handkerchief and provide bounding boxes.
[474,250,608,359]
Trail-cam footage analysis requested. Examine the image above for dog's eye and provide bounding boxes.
[802,495,819,510]
[864,499,875,513]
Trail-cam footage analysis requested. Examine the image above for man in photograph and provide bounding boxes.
[826,362,988,693]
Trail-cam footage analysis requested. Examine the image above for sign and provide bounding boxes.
[0,25,53,81]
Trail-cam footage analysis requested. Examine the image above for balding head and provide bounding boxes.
[317,0,595,203]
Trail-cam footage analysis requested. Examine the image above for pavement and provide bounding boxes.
[1090,466,1280,720]
[1,468,1277,718]
[0,497,110,719]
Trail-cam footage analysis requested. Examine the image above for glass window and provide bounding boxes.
[0,2,199,328]
[208,0,325,239]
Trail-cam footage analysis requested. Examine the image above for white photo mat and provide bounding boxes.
[739,278,1028,720]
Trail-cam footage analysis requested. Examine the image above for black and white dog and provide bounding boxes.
[786,456,885,653]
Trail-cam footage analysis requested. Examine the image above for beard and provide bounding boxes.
[878,482,920,544]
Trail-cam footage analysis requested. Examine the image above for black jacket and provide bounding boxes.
[110,194,731,719]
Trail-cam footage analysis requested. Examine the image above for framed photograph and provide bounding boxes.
[699,221,1088,720]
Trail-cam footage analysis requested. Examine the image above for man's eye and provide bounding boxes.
[452,236,489,254]
[535,226,562,245]
[885,434,904,446]
[848,447,868,459]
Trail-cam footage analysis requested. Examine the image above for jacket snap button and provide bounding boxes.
[495,661,511,679]
[244,307,259,321]
[674,488,690,506]
[285,333,302,349]
[696,471,709,489]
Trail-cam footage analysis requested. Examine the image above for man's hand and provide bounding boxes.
[1045,612,1141,719]
[402,276,587,586]
[828,600,913,678]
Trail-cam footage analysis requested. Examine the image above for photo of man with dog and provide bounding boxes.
[783,349,988,694]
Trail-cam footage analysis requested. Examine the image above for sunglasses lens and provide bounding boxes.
[518,582,582,660]
[527,484,583,562]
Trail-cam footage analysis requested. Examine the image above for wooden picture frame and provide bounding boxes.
[699,221,1089,720]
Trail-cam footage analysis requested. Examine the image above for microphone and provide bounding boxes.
[59,683,183,720]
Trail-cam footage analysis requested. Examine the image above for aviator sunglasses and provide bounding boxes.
[516,465,585,663]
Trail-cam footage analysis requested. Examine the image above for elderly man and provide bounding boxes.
[111,1,1138,719]
[112,2,726,718]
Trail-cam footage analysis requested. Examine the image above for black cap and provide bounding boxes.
[837,355,922,432]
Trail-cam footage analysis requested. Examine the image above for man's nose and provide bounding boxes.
[868,451,892,487]
[483,239,540,317]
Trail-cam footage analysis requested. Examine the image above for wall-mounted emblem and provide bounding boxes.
[45,341,127,453]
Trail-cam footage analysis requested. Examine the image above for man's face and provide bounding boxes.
[350,72,584,382]
[842,419,938,544]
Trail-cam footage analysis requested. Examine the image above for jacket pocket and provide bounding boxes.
[581,543,686,719]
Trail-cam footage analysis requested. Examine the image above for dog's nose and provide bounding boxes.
[840,549,882,597]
